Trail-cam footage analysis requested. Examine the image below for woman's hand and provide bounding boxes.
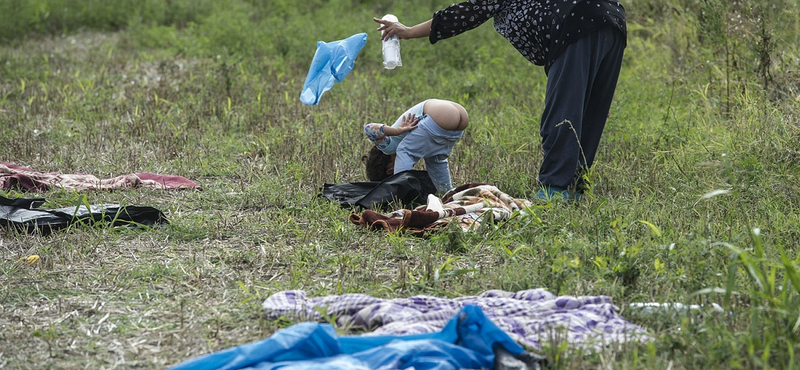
[373,18,433,41]
[373,17,410,41]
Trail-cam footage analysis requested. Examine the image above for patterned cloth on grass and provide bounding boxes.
[349,183,532,236]
[262,288,651,351]
[1,162,200,192]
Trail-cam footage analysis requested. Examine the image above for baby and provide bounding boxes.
[363,99,468,193]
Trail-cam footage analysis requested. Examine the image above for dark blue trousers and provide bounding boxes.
[538,27,626,190]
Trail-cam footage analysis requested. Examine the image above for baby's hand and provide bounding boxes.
[400,113,420,132]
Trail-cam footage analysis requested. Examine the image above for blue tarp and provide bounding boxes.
[299,33,367,106]
[169,305,526,370]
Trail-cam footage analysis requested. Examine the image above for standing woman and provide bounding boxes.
[374,1,626,201]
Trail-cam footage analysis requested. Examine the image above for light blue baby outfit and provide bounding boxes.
[364,100,464,193]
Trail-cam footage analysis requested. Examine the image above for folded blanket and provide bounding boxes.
[350,183,532,236]
[262,288,651,351]
[1,162,200,191]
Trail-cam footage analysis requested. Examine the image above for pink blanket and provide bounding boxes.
[1,162,200,192]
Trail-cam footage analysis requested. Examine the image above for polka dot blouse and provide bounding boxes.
[430,0,627,67]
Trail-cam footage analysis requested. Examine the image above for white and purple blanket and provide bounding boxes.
[262,289,650,350]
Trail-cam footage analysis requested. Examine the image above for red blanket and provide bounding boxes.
[1,162,200,192]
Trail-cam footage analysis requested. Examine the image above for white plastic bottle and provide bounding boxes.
[381,14,402,69]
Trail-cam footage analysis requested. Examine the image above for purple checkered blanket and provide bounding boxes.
[262,289,650,350]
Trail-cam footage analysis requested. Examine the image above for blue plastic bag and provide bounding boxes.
[168,305,526,370]
[168,323,343,370]
[300,33,367,106]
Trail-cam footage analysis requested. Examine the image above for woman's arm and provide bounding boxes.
[429,0,500,43]
[374,1,501,43]
[373,18,432,41]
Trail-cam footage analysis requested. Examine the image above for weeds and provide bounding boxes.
[1,0,799,369]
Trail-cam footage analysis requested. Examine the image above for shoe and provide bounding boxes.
[536,186,581,202]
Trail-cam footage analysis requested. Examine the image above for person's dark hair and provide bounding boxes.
[363,146,391,181]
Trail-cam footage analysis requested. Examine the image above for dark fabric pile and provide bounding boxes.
[319,170,437,210]
[1,195,168,235]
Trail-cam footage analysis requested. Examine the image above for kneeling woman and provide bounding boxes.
[363,99,468,193]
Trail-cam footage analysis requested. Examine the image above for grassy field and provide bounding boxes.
[1,0,800,369]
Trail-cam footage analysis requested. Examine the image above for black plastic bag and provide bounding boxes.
[493,344,546,370]
[1,195,168,235]
[320,170,437,210]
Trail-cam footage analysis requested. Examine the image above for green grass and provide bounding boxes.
[1,0,800,369]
